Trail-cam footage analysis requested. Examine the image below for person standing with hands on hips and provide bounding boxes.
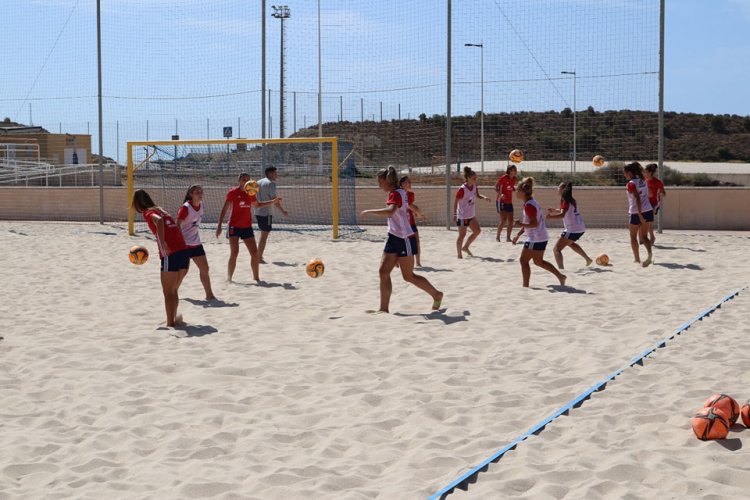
[255,166,289,264]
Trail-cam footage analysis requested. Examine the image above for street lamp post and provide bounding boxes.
[272,5,291,138]
[465,43,484,172]
[561,70,577,173]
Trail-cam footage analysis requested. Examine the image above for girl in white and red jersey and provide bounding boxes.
[176,184,217,301]
[623,162,654,267]
[453,166,490,258]
[132,189,190,328]
[495,164,517,242]
[511,177,567,288]
[546,182,593,269]
[360,166,443,313]
[399,175,424,267]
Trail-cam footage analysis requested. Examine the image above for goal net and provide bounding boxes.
[127,138,358,238]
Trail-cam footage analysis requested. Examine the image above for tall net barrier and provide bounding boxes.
[128,138,357,238]
[2,1,660,228]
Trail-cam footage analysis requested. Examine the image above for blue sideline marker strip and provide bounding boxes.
[428,287,746,500]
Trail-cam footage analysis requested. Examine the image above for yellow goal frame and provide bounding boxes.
[127,137,340,238]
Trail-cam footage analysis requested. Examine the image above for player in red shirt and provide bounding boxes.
[399,175,424,267]
[132,189,190,328]
[644,163,666,246]
[215,172,281,283]
[494,164,517,242]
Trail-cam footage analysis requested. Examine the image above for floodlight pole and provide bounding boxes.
[562,70,576,173]
[657,0,665,234]
[96,0,104,224]
[272,5,290,138]
[465,43,484,172]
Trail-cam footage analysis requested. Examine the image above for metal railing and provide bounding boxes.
[0,160,121,187]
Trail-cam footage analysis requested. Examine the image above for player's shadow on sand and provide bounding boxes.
[234,281,298,290]
[416,266,454,273]
[394,309,469,325]
[475,256,506,263]
[158,324,218,338]
[257,281,297,290]
[183,298,239,308]
[653,244,706,253]
[547,284,590,294]
[579,267,614,275]
[654,262,703,271]
[271,261,299,267]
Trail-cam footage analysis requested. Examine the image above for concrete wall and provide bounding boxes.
[0,185,749,230]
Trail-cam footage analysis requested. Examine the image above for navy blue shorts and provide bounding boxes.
[187,244,206,258]
[160,249,191,272]
[523,241,548,251]
[629,210,654,225]
[496,201,513,213]
[256,215,273,232]
[561,231,584,242]
[228,226,255,240]
[384,233,418,257]
[456,217,474,228]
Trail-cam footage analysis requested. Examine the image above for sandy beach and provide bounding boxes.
[1,222,749,499]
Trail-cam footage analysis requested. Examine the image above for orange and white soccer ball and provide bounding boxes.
[592,155,606,167]
[595,254,609,266]
[509,149,524,163]
[306,258,325,278]
[244,179,260,196]
[129,245,149,265]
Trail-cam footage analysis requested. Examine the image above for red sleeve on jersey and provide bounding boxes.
[176,205,188,220]
[626,181,636,193]
[386,190,403,207]
[524,203,537,220]
[657,179,665,192]
[455,187,465,200]
[407,191,415,204]
[495,179,502,190]
[561,200,569,210]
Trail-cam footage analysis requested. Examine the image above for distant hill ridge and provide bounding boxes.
[293,110,750,166]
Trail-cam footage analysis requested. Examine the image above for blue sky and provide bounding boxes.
[1,0,748,160]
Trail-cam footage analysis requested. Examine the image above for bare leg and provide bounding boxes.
[641,223,653,267]
[496,210,504,241]
[257,230,270,263]
[629,224,641,263]
[552,237,569,269]
[568,242,593,266]
[462,219,481,253]
[519,247,533,287]
[192,255,216,300]
[532,250,567,285]
[378,253,398,312]
[227,237,240,282]
[398,255,443,309]
[414,230,422,267]
[505,212,514,242]
[243,237,261,281]
[456,226,467,259]
[160,269,186,327]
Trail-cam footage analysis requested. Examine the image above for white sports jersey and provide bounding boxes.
[387,189,414,239]
[627,178,653,214]
[562,201,586,233]
[180,201,203,246]
[522,198,548,242]
[456,183,478,219]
